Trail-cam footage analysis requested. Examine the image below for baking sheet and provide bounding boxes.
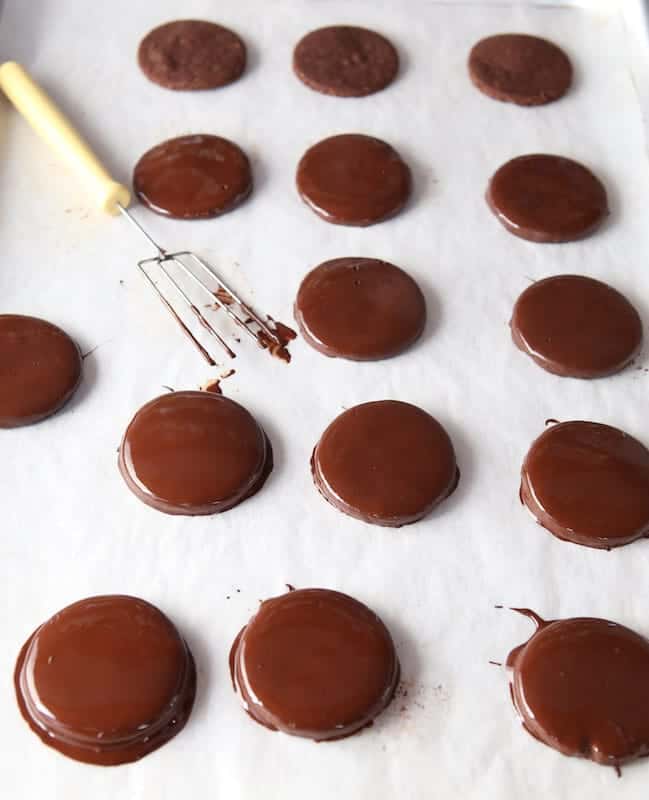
[1,1,649,797]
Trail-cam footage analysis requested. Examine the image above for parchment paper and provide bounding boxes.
[1,1,649,798]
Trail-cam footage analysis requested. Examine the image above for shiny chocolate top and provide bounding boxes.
[295,257,426,360]
[511,275,642,378]
[231,587,399,740]
[296,134,411,226]
[312,400,458,526]
[0,314,81,428]
[520,421,649,548]
[14,595,195,766]
[508,611,649,768]
[119,391,272,515]
[133,134,252,219]
[487,154,608,243]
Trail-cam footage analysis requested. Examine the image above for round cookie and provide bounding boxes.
[296,133,411,226]
[520,421,649,549]
[294,257,426,360]
[138,20,246,91]
[312,400,458,526]
[507,611,649,768]
[133,134,252,219]
[14,595,196,766]
[293,25,399,97]
[469,33,572,106]
[0,314,82,428]
[511,275,642,378]
[487,154,608,243]
[119,391,272,515]
[230,587,399,740]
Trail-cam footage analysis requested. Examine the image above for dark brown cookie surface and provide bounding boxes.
[469,33,572,106]
[119,391,272,515]
[507,611,649,768]
[296,134,411,226]
[487,154,608,243]
[295,257,426,360]
[293,25,398,97]
[0,314,82,428]
[312,400,458,527]
[511,275,642,378]
[15,595,196,766]
[138,20,246,91]
[230,587,399,740]
[520,421,649,549]
[133,134,252,220]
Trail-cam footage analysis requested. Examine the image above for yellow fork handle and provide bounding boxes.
[0,61,130,215]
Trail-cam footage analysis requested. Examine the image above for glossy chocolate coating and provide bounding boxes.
[469,34,572,106]
[294,257,426,360]
[14,595,196,766]
[487,154,608,243]
[520,421,649,548]
[296,134,411,226]
[511,275,642,378]
[133,134,252,219]
[0,314,82,428]
[230,588,399,740]
[119,391,272,515]
[312,400,458,526]
[138,20,246,91]
[507,611,649,768]
[293,26,398,97]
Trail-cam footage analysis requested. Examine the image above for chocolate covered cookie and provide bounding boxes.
[230,587,399,740]
[295,257,426,360]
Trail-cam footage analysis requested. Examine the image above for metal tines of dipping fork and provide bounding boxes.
[117,204,285,365]
[0,61,288,364]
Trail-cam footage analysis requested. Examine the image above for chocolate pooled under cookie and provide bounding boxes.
[138,20,246,91]
[469,33,572,106]
[293,25,399,97]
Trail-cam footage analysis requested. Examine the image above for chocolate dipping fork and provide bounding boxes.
[0,62,288,365]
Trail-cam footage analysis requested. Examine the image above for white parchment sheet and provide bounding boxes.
[1,1,649,797]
